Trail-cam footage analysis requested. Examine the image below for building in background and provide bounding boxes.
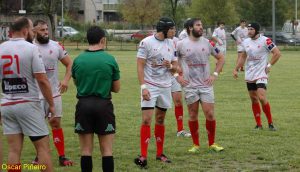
[78,0,120,24]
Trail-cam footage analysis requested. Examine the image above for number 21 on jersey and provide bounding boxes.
[1,55,20,75]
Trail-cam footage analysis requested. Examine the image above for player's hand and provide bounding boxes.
[236,40,241,45]
[176,76,189,86]
[59,80,69,94]
[233,69,239,79]
[48,105,56,123]
[162,60,171,69]
[218,41,223,46]
[142,88,151,101]
[265,66,271,74]
[206,75,217,86]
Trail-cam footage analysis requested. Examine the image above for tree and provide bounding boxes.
[161,0,187,28]
[120,0,161,30]
[188,0,239,26]
[235,0,291,27]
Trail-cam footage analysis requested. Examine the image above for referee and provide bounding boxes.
[72,26,120,172]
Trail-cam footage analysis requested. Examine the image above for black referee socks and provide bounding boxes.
[81,156,93,172]
[102,156,114,172]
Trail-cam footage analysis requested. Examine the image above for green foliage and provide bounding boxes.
[119,0,161,29]
[161,0,187,29]
[236,0,291,27]
[188,0,239,26]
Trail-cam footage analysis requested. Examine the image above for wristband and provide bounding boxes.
[141,84,147,90]
[213,72,218,77]
[173,73,179,78]
[267,63,272,68]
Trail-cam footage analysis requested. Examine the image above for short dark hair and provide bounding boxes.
[240,19,246,23]
[33,19,47,27]
[217,21,225,26]
[86,26,105,45]
[10,17,30,32]
[186,18,201,35]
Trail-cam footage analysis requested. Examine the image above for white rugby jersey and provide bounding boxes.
[0,38,46,105]
[177,37,220,88]
[178,30,188,40]
[240,35,276,82]
[212,27,226,47]
[34,40,68,97]
[137,35,177,87]
[231,26,248,43]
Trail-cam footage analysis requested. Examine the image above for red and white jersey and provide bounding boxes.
[171,37,179,47]
[137,35,177,87]
[212,27,226,47]
[240,35,276,82]
[231,26,248,43]
[177,37,220,88]
[34,40,68,98]
[178,30,188,40]
[0,38,46,105]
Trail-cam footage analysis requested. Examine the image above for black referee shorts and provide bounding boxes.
[75,96,116,135]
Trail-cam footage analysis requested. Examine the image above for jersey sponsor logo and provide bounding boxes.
[105,124,115,132]
[2,78,29,94]
[75,123,84,131]
[53,137,61,143]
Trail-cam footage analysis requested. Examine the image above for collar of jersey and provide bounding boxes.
[9,38,25,41]
[86,49,104,52]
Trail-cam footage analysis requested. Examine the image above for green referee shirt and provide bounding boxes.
[72,49,120,99]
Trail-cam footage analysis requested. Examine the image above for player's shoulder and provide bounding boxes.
[260,35,274,45]
[205,37,216,46]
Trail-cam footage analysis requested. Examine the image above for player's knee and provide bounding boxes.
[174,99,182,106]
[204,110,214,120]
[142,119,151,125]
[156,117,164,125]
[188,113,198,120]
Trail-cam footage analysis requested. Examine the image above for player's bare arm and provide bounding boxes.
[233,51,247,79]
[175,61,189,86]
[211,36,222,45]
[34,73,56,120]
[111,80,120,93]
[207,53,224,86]
[266,47,281,74]
[163,60,178,73]
[137,58,150,101]
[59,55,73,94]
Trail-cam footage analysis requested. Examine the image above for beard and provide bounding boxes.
[36,34,49,44]
[192,29,202,38]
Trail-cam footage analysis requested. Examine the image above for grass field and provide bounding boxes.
[1,49,300,172]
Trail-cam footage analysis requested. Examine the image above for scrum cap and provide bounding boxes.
[248,22,260,35]
[156,17,175,38]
